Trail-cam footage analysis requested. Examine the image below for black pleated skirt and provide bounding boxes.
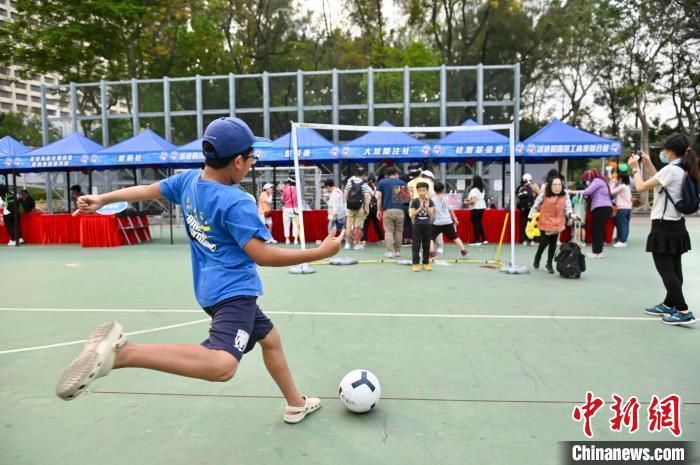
[646,218,691,255]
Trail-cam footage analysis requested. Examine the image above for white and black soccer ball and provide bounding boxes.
[339,369,381,413]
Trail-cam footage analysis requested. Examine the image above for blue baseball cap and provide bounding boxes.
[202,117,272,159]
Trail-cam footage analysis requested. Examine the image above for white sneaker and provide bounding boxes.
[587,252,605,259]
[393,252,401,258]
[344,243,351,250]
[56,321,126,400]
[353,244,365,250]
[613,242,626,248]
[7,240,16,246]
[293,239,299,245]
[482,241,488,245]
[469,242,481,246]
[436,247,444,255]
[18,238,24,244]
[285,238,291,244]
[383,251,394,258]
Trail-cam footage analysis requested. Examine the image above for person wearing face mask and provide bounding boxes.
[528,175,579,273]
[629,133,698,326]
[580,168,613,258]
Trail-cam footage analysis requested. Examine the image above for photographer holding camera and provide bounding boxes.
[628,133,699,326]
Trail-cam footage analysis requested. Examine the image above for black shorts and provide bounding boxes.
[201,296,274,361]
[431,223,458,241]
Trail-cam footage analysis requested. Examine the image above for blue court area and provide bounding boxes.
[1,216,698,465]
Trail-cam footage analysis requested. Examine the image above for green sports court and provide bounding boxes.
[1,215,698,465]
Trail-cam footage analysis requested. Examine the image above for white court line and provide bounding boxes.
[0,318,210,355]
[0,308,665,356]
[0,306,658,321]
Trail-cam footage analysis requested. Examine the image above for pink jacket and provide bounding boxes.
[282,186,298,209]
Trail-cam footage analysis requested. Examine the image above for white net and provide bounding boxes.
[290,121,523,272]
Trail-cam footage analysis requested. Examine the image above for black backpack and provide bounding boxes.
[516,184,534,210]
[662,170,700,215]
[555,242,586,279]
[347,180,365,210]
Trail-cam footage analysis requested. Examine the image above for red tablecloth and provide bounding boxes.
[0,212,150,247]
[269,209,520,243]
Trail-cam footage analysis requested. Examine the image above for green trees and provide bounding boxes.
[0,0,695,145]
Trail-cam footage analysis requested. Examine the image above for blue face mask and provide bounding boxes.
[659,152,669,164]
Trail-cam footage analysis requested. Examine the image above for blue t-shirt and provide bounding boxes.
[160,170,271,308]
[377,177,407,210]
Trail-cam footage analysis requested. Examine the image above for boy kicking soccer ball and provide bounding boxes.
[56,117,344,424]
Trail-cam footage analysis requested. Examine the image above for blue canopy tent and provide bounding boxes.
[0,135,31,157]
[341,121,426,162]
[0,136,31,173]
[170,138,206,167]
[94,129,177,169]
[13,132,106,212]
[15,132,104,173]
[263,128,335,165]
[516,119,621,161]
[432,119,511,161]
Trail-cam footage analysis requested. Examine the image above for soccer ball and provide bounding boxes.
[339,369,381,413]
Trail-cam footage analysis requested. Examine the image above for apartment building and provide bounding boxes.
[0,0,66,118]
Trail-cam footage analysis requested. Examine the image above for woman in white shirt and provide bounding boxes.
[464,175,487,245]
[628,133,698,327]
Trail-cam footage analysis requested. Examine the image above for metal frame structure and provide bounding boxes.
[40,64,521,208]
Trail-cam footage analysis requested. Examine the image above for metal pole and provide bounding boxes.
[132,168,139,212]
[509,123,517,266]
[41,83,53,213]
[291,123,307,247]
[100,80,108,145]
[501,161,506,208]
[476,64,484,177]
[262,72,270,138]
[251,165,257,198]
[88,171,93,194]
[228,73,236,117]
[439,64,447,185]
[163,77,172,141]
[168,167,174,245]
[272,167,277,209]
[332,69,340,185]
[70,82,78,133]
[332,69,339,142]
[513,63,521,141]
[195,75,203,138]
[297,70,304,123]
[131,78,140,135]
[65,170,71,212]
[366,67,374,178]
[12,173,19,246]
[403,66,410,127]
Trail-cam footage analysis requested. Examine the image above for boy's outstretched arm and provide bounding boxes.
[245,229,345,267]
[73,183,164,215]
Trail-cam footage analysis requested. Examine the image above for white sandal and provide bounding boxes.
[283,395,321,424]
[55,321,126,400]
